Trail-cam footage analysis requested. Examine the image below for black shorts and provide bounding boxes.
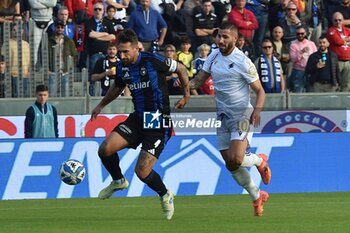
[113,113,172,158]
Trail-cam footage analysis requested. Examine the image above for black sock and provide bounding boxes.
[141,170,167,197]
[99,153,123,180]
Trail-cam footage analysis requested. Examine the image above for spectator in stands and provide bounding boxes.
[1,24,30,97]
[164,43,183,95]
[305,35,340,92]
[24,84,58,138]
[192,0,219,49]
[0,55,4,98]
[102,0,130,27]
[334,0,350,27]
[245,0,269,56]
[28,0,57,65]
[327,12,350,92]
[289,26,317,92]
[48,20,77,97]
[157,0,184,46]
[268,0,290,33]
[91,43,118,96]
[193,43,214,95]
[127,0,167,53]
[64,0,98,24]
[177,36,198,95]
[325,0,341,26]
[65,0,98,70]
[151,0,176,15]
[271,26,292,81]
[0,0,22,23]
[278,1,302,44]
[183,0,201,36]
[227,0,258,41]
[85,1,116,96]
[236,33,254,61]
[254,38,285,93]
[304,0,324,45]
[104,5,125,34]
[47,6,75,39]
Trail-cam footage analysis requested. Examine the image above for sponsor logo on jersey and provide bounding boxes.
[128,80,150,91]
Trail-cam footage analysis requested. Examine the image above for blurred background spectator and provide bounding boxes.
[255,38,285,93]
[327,11,350,92]
[305,35,340,92]
[126,0,167,52]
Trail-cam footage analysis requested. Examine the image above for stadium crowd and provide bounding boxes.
[0,0,350,97]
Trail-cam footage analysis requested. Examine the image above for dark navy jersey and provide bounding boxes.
[115,52,178,119]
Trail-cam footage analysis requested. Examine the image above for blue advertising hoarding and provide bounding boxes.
[1,133,349,200]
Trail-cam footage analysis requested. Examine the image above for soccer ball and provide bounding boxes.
[59,159,86,185]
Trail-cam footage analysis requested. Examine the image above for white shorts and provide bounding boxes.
[216,112,254,151]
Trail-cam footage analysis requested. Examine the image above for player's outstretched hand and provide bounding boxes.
[91,106,103,121]
[174,96,190,109]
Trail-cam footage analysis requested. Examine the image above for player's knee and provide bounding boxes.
[225,156,242,171]
[135,167,148,180]
[226,156,243,167]
[98,141,111,158]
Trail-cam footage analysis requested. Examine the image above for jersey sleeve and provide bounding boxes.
[114,63,126,88]
[202,49,219,74]
[242,57,259,84]
[154,56,178,74]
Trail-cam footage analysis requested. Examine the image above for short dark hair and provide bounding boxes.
[219,21,238,34]
[262,37,273,44]
[108,42,117,48]
[107,5,116,11]
[319,34,327,41]
[0,55,4,62]
[36,84,49,93]
[117,29,138,46]
[180,36,191,44]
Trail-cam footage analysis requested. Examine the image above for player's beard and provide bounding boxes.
[219,41,234,55]
[121,59,131,65]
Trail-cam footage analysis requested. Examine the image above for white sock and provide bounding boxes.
[231,167,260,200]
[241,152,263,168]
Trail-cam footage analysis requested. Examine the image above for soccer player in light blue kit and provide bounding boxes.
[190,22,272,217]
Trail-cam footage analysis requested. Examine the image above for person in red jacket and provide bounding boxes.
[227,0,258,41]
[64,0,98,23]
[327,11,350,92]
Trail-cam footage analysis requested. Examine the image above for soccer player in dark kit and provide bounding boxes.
[91,29,190,220]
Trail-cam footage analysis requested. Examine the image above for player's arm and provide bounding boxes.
[189,69,210,90]
[174,62,190,109]
[91,84,125,120]
[250,80,265,127]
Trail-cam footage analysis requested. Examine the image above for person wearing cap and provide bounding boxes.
[48,19,77,97]
[47,6,75,39]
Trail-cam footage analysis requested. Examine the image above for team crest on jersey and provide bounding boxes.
[248,64,257,77]
[140,67,147,76]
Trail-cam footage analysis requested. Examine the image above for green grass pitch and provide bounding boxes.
[0,192,349,233]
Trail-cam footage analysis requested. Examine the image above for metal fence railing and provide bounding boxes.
[1,21,90,98]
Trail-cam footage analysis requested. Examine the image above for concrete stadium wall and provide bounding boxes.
[1,92,348,116]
